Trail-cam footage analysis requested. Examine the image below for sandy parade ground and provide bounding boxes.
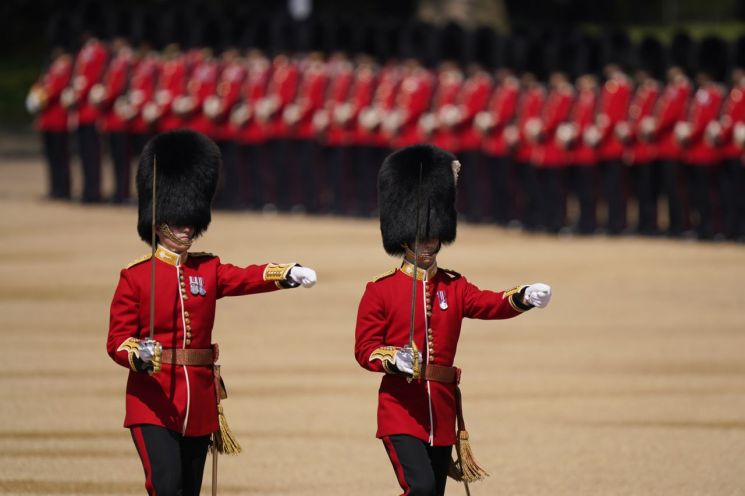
[1,155,744,495]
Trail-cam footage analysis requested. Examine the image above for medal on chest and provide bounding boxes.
[437,290,448,310]
[189,276,206,296]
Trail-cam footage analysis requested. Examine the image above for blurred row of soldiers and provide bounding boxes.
[28,7,745,240]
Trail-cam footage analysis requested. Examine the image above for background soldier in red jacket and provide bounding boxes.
[108,130,317,495]
[623,37,663,235]
[231,45,271,210]
[477,66,519,225]
[355,145,551,496]
[563,71,599,234]
[710,39,745,240]
[676,37,726,240]
[93,32,134,203]
[27,18,73,200]
[642,33,694,237]
[586,62,632,234]
[64,27,108,202]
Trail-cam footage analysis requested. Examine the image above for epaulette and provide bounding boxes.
[370,268,396,283]
[125,253,152,269]
[189,252,216,258]
[439,267,461,279]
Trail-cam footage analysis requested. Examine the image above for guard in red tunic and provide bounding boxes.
[641,65,692,237]
[563,73,599,234]
[674,37,726,240]
[531,69,574,233]
[355,144,552,496]
[710,45,745,240]
[27,43,73,200]
[92,36,134,203]
[108,130,317,495]
[622,37,663,235]
[585,64,632,234]
[63,32,108,202]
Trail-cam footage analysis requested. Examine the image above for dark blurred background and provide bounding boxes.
[2,0,745,129]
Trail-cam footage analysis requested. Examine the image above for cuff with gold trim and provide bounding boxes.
[116,337,161,373]
[263,263,299,289]
[505,285,533,312]
[369,346,399,374]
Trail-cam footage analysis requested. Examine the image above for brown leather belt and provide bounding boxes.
[424,364,461,384]
[161,347,215,366]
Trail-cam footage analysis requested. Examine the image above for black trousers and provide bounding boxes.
[239,143,265,210]
[658,159,685,236]
[566,165,596,234]
[327,145,351,215]
[109,132,131,202]
[354,145,386,217]
[131,425,211,496]
[686,164,717,239]
[720,159,743,239]
[382,435,453,496]
[520,162,541,230]
[42,131,71,199]
[599,159,625,234]
[629,162,658,234]
[536,166,565,233]
[76,123,102,202]
[460,150,484,222]
[485,154,511,225]
[215,140,242,209]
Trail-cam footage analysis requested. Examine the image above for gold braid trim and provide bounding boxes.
[263,263,296,282]
[505,285,529,313]
[116,337,141,372]
[369,346,397,374]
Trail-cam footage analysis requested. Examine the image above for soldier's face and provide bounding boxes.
[158,225,194,253]
[404,239,441,268]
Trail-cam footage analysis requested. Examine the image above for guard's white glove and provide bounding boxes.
[394,346,422,376]
[288,266,317,288]
[523,283,552,308]
[139,338,161,363]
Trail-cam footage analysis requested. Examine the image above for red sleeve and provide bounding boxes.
[544,92,573,136]
[463,278,529,320]
[107,269,142,369]
[354,283,389,373]
[216,259,282,298]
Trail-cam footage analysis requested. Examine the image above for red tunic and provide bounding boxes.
[390,68,434,148]
[355,262,529,446]
[107,246,291,436]
[531,84,574,168]
[595,76,631,162]
[287,60,328,140]
[234,56,272,145]
[35,53,73,132]
[260,57,300,140]
[127,54,160,135]
[683,85,724,166]
[653,79,691,161]
[567,86,598,166]
[357,64,400,147]
[514,86,545,164]
[346,64,378,146]
[321,59,355,146]
[455,71,492,152]
[625,80,660,165]
[153,56,189,132]
[182,59,220,137]
[481,77,520,158]
[208,60,247,142]
[70,38,108,126]
[98,49,133,134]
[429,68,464,151]
[719,85,745,160]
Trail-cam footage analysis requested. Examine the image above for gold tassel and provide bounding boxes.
[214,404,242,455]
[448,430,489,483]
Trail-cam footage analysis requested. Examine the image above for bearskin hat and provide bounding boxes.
[137,130,220,245]
[378,145,459,256]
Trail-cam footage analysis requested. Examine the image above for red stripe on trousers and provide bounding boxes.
[383,435,411,496]
[131,426,157,496]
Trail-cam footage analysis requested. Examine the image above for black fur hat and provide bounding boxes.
[137,130,221,245]
[378,145,459,256]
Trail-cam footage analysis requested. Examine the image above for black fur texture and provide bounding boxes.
[137,130,220,244]
[378,144,458,256]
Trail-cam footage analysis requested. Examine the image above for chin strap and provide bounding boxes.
[158,224,193,248]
